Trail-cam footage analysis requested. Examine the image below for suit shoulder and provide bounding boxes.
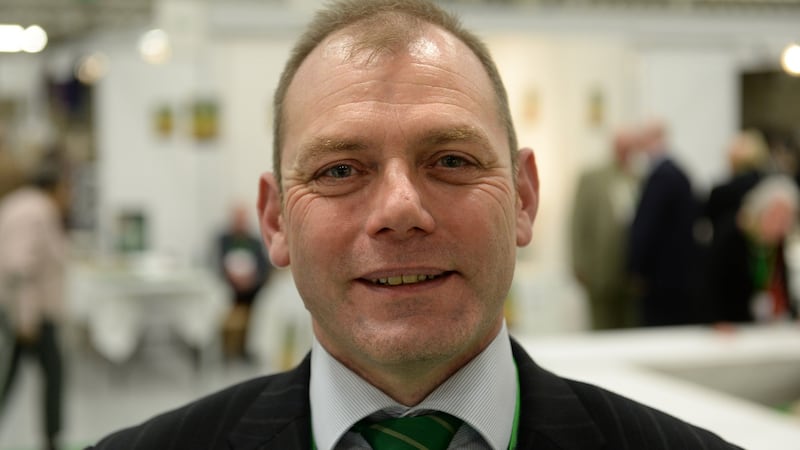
[565,379,742,449]
[88,371,295,450]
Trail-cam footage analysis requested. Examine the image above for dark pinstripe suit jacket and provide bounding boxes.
[88,339,742,449]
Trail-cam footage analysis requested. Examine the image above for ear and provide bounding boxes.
[257,172,290,267]
[515,148,539,247]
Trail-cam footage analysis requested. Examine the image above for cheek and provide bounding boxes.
[283,196,327,269]
[465,185,519,244]
[285,196,362,273]
[446,191,518,270]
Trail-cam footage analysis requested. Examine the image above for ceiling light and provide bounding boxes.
[21,25,47,53]
[781,43,800,77]
[0,24,47,53]
[0,24,24,52]
[139,29,171,65]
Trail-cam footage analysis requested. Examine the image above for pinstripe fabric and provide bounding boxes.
[86,339,742,450]
[87,355,312,450]
[510,341,742,449]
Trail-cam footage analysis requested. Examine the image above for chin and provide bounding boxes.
[356,321,477,366]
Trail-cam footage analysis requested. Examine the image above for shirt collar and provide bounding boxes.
[310,323,516,450]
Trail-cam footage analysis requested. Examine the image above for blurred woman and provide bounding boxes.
[706,175,799,323]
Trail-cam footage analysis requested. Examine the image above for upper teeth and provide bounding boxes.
[374,274,438,286]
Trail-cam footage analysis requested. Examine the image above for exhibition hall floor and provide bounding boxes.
[0,332,269,450]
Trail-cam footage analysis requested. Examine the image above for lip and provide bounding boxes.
[359,267,449,281]
[355,269,456,290]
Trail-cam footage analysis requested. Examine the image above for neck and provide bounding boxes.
[318,322,501,406]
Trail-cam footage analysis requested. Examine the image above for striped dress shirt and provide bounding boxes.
[310,324,516,450]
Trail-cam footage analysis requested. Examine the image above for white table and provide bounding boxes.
[517,324,800,449]
[67,256,228,365]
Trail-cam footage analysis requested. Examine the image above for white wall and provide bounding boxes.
[636,47,739,192]
[211,38,292,204]
[486,35,639,269]
[96,46,224,263]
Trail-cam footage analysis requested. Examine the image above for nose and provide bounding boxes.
[365,161,436,239]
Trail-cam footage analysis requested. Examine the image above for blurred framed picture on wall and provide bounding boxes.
[190,98,219,142]
[153,104,174,138]
[588,87,605,128]
[116,209,148,253]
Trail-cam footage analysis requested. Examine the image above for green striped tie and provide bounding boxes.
[355,412,463,450]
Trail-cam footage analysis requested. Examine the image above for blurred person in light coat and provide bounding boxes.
[570,126,640,329]
[0,164,68,450]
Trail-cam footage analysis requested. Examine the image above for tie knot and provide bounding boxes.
[356,412,463,450]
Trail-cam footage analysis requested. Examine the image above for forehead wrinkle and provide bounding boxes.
[406,60,497,112]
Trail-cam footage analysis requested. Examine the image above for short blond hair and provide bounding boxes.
[729,129,769,174]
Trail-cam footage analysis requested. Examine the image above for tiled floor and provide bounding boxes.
[0,327,272,450]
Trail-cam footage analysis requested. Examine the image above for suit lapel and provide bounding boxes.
[225,340,606,449]
[227,356,313,450]
[511,339,605,450]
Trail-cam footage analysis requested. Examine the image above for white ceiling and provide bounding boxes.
[1,0,799,45]
[0,0,154,43]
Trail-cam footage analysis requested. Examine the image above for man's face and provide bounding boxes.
[259,24,538,375]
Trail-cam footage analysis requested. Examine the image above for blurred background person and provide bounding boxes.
[706,175,799,324]
[705,129,770,241]
[0,161,69,450]
[0,126,24,200]
[695,130,771,322]
[217,202,272,364]
[628,119,702,326]
[766,131,800,184]
[570,125,640,329]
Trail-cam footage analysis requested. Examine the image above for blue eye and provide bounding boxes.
[325,164,353,178]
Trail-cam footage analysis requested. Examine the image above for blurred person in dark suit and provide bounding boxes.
[696,130,770,322]
[707,175,798,324]
[570,126,639,329]
[705,129,769,240]
[0,164,68,450]
[87,2,740,449]
[218,203,271,363]
[628,120,701,326]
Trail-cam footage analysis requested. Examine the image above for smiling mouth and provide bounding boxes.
[369,273,447,286]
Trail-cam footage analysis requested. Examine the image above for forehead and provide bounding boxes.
[281,22,503,157]
[293,24,493,97]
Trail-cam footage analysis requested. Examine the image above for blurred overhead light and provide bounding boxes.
[0,25,24,52]
[782,43,800,77]
[0,24,48,53]
[139,29,171,65]
[21,25,48,53]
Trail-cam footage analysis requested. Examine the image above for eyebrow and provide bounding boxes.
[294,137,369,172]
[417,126,492,150]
